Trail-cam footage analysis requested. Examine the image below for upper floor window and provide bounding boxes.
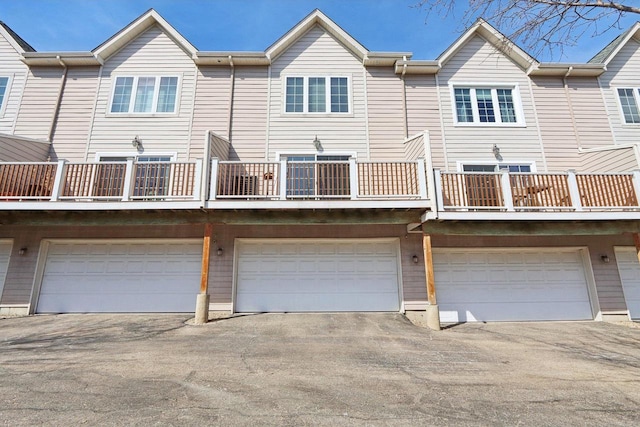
[285,76,349,113]
[110,76,179,114]
[453,86,522,125]
[0,77,10,112]
[617,88,640,124]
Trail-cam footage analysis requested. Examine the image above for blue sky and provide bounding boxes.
[0,0,638,62]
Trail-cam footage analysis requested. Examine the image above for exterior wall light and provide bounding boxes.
[217,247,224,256]
[18,247,27,256]
[492,144,502,160]
[412,255,419,263]
[600,255,610,263]
[313,135,322,151]
[132,135,143,150]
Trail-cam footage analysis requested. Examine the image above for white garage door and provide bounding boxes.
[37,240,202,313]
[435,248,593,323]
[236,239,400,312]
[0,240,12,297]
[614,247,640,320]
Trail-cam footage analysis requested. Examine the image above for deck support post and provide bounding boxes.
[195,223,213,324]
[423,233,440,330]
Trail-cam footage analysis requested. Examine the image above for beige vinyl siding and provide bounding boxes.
[580,147,638,172]
[209,132,230,161]
[0,136,49,161]
[404,133,425,161]
[87,25,197,161]
[13,67,64,140]
[366,67,406,161]
[405,75,445,169]
[438,35,542,171]
[228,66,268,160]
[530,77,580,171]
[268,26,367,160]
[0,35,28,134]
[432,234,633,313]
[598,38,640,146]
[49,67,100,161]
[189,67,232,159]
[568,78,615,151]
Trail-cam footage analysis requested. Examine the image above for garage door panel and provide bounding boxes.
[614,247,640,319]
[436,248,593,322]
[236,240,400,312]
[37,241,201,313]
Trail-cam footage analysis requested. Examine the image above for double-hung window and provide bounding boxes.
[617,88,640,124]
[285,76,349,113]
[110,76,179,114]
[453,86,521,125]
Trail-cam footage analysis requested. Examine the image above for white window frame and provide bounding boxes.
[107,75,181,116]
[449,83,526,127]
[94,152,177,162]
[615,87,640,125]
[0,75,13,118]
[456,161,537,173]
[282,75,352,115]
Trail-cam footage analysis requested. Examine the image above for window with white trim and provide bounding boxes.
[0,77,9,112]
[453,87,521,125]
[617,88,640,124]
[110,76,179,114]
[285,76,349,113]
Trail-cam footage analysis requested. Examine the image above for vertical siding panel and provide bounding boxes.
[405,75,445,168]
[13,66,63,140]
[366,67,405,161]
[229,66,268,161]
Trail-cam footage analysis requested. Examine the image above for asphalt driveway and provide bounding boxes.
[0,313,639,426]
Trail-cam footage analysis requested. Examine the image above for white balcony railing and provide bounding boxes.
[210,159,429,201]
[0,160,202,202]
[436,170,640,212]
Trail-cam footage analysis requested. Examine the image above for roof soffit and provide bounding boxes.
[265,9,369,62]
[437,19,539,72]
[92,9,197,63]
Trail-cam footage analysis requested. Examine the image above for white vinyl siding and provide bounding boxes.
[435,248,594,322]
[284,76,350,113]
[36,240,201,313]
[87,25,196,160]
[109,75,178,114]
[268,26,367,160]
[13,67,64,140]
[235,239,400,312]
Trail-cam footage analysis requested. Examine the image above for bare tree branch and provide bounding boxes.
[415,0,640,59]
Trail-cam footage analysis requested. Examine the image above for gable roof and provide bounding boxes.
[92,8,197,62]
[437,18,538,71]
[0,21,35,53]
[588,22,640,65]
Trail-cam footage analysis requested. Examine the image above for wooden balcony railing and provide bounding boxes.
[436,170,640,212]
[211,159,428,200]
[0,160,202,202]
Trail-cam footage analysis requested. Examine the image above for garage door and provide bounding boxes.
[0,240,12,297]
[614,247,640,320]
[435,248,593,322]
[37,240,201,313]
[235,239,400,312]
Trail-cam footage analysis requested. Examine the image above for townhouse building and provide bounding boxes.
[0,9,639,328]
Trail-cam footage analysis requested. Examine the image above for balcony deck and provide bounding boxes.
[0,159,432,211]
[432,170,640,221]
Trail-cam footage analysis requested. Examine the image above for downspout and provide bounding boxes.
[227,55,235,144]
[265,56,271,160]
[563,66,581,151]
[362,57,371,159]
[48,56,68,159]
[401,56,408,139]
